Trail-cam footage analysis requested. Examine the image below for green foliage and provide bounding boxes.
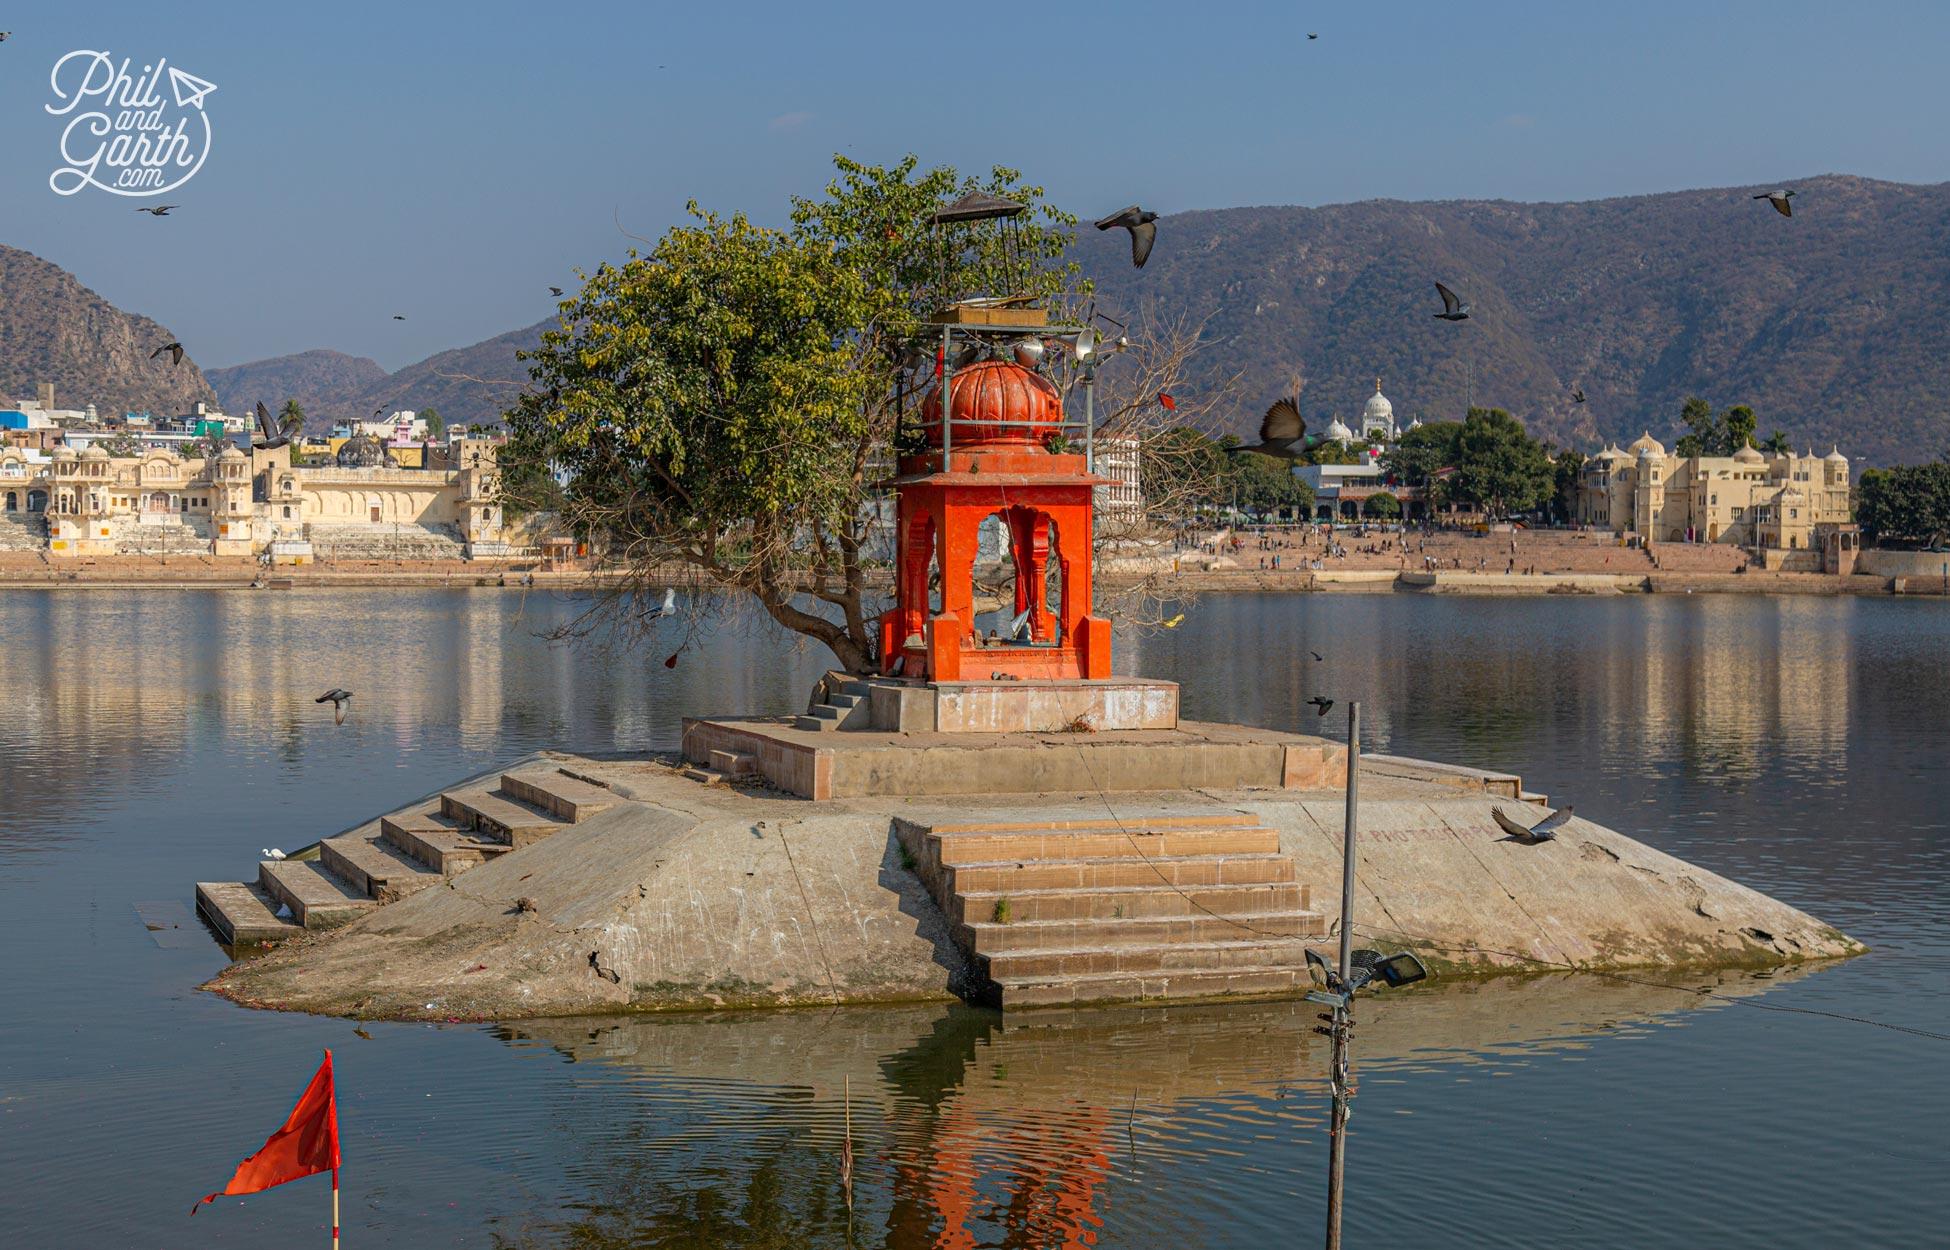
[1450,407,1555,517]
[1759,429,1795,455]
[504,157,1087,672]
[1855,458,1950,547]
[1139,426,1313,519]
[420,406,444,439]
[1673,397,1763,458]
[278,399,305,434]
[1552,449,1586,524]
[992,896,1011,924]
[97,433,141,457]
[1362,491,1401,519]
[1382,421,1464,489]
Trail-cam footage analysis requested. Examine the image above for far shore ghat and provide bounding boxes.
[202,747,1862,1023]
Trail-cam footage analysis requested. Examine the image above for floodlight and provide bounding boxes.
[1374,952,1429,988]
[1013,338,1046,368]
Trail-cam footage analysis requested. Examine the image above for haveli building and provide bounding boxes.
[0,437,511,561]
[1577,433,1852,551]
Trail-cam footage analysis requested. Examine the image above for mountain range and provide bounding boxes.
[8,174,1949,465]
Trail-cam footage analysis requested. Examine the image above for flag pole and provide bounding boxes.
[332,1167,340,1249]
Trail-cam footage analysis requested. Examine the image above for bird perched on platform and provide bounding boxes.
[1492,804,1574,845]
[316,688,353,724]
[646,587,677,620]
[1433,282,1472,321]
[1233,397,1310,460]
[1306,696,1334,717]
[1095,205,1159,269]
[135,204,177,216]
[1753,189,1796,218]
[150,341,185,367]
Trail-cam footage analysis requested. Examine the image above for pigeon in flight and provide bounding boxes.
[1310,650,1325,662]
[1233,396,1311,459]
[1491,804,1574,845]
[1433,283,1472,321]
[549,286,564,297]
[1095,205,1159,269]
[391,314,407,320]
[150,341,184,367]
[135,205,177,216]
[1571,387,1586,404]
[1308,33,1319,39]
[646,586,677,620]
[372,408,386,419]
[0,32,11,41]
[252,401,293,450]
[1306,696,1334,717]
[315,688,353,725]
[1753,189,1795,218]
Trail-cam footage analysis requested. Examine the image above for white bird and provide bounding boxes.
[647,587,677,620]
[262,848,287,860]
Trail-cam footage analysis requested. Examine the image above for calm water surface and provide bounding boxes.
[0,589,1945,1248]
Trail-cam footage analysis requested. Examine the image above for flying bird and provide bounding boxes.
[372,408,386,419]
[1491,804,1574,845]
[1571,388,1586,404]
[391,314,406,320]
[150,341,184,367]
[1232,396,1310,459]
[135,205,177,216]
[549,286,564,297]
[1753,189,1796,218]
[1433,282,1472,321]
[1306,696,1334,717]
[0,32,11,41]
[1308,33,1319,39]
[646,587,677,620]
[252,401,293,450]
[1095,205,1158,269]
[1310,650,1325,662]
[315,688,353,725]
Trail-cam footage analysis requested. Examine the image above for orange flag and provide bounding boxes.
[192,1050,340,1214]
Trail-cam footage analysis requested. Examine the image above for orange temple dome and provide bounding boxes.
[921,359,1064,448]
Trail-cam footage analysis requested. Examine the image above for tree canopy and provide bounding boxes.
[1671,396,1795,459]
[1856,457,1950,548]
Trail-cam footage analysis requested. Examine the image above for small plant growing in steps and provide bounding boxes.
[993,896,1012,924]
[897,842,916,872]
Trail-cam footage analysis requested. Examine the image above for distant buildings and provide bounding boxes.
[0,437,511,561]
[1578,433,1852,551]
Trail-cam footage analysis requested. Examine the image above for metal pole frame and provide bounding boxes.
[1325,700,1360,1250]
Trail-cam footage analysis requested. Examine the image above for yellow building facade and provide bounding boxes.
[1578,433,1851,550]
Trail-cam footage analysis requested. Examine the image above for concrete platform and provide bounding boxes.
[195,880,304,945]
[680,717,1347,800]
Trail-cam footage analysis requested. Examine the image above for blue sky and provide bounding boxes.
[2,0,1946,370]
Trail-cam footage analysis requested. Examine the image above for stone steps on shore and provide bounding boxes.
[897,811,1325,1010]
[193,764,621,947]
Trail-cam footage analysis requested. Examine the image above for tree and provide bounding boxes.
[1450,407,1554,517]
[1382,421,1463,489]
[421,407,444,439]
[98,433,142,457]
[1362,491,1401,519]
[1552,449,1586,525]
[1856,457,1950,548]
[279,399,305,436]
[1760,429,1794,455]
[1673,397,1760,458]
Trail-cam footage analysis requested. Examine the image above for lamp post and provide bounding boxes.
[1324,700,1359,1250]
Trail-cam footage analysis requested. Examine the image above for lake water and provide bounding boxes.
[0,588,1944,1248]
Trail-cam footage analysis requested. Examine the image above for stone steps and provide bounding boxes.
[899,809,1325,1010]
[319,834,444,903]
[195,880,305,945]
[499,769,617,823]
[947,852,1297,894]
[993,964,1313,1009]
[959,910,1322,954]
[257,859,375,929]
[439,787,563,847]
[983,937,1313,981]
[951,881,1308,925]
[929,824,1283,865]
[379,807,510,874]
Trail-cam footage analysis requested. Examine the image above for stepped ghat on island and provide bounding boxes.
[199,297,1862,1021]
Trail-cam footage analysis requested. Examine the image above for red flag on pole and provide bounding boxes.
[193,1050,340,1215]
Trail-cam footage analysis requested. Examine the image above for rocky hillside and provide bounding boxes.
[0,245,216,419]
[1078,174,1950,466]
[206,349,387,424]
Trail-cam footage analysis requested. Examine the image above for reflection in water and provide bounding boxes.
[0,591,1944,1249]
[494,970,1807,1249]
